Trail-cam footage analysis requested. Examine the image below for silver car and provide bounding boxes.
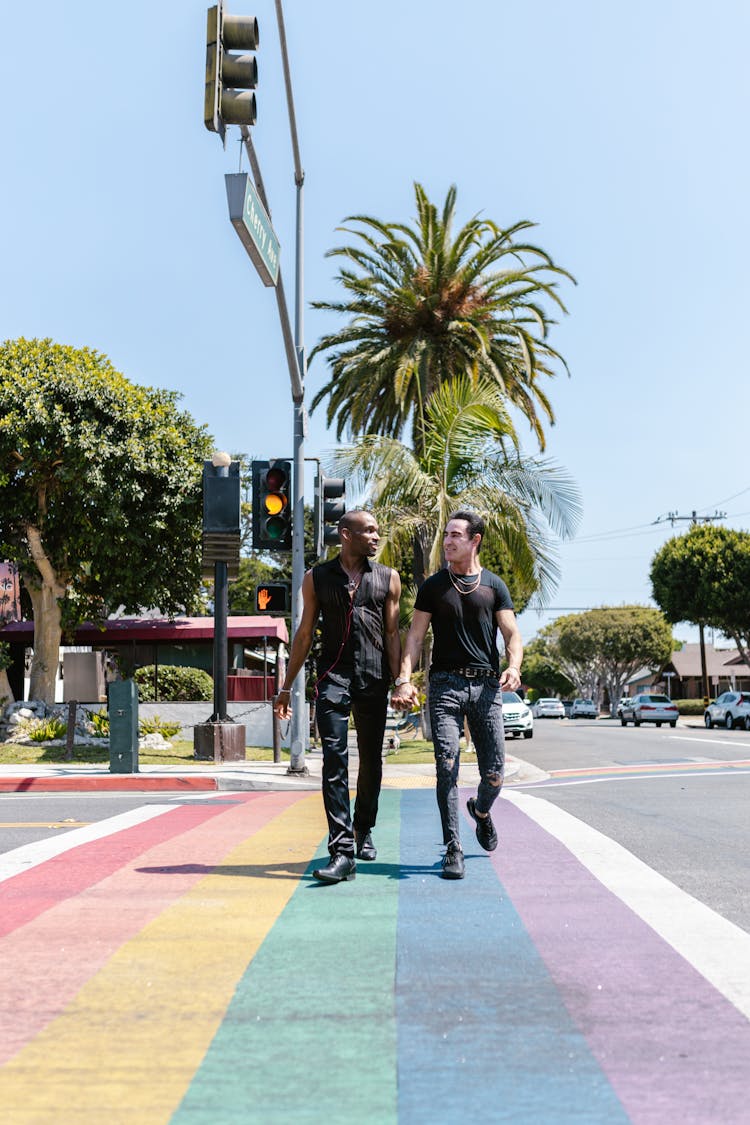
[501,691,534,739]
[704,691,750,730]
[620,693,679,728]
[533,697,565,719]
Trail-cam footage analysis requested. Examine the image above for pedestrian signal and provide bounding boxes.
[255,583,289,614]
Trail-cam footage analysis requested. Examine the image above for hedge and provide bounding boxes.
[134,665,213,702]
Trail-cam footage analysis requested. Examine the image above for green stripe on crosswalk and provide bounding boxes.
[172,791,402,1124]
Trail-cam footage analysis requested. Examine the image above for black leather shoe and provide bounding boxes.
[441,844,465,880]
[467,797,498,852]
[313,854,356,883]
[355,830,377,861]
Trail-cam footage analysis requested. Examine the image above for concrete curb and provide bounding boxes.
[0,751,534,793]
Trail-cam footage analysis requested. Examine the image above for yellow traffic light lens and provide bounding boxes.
[264,493,286,516]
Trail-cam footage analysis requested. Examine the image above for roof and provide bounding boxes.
[0,615,288,646]
[664,643,750,678]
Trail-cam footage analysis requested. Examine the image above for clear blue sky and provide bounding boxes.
[3,0,748,643]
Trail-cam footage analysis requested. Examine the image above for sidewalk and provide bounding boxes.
[0,745,543,793]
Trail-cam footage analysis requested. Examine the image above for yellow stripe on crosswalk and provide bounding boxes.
[0,792,327,1124]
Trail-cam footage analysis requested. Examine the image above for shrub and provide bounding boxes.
[675,698,709,715]
[134,665,213,702]
[26,717,68,742]
[88,710,110,737]
[139,714,181,739]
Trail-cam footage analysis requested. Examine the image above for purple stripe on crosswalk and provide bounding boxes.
[492,798,750,1125]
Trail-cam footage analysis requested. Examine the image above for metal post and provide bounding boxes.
[213,559,229,721]
[276,0,309,775]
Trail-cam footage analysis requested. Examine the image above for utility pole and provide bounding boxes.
[205,2,309,773]
[654,509,726,703]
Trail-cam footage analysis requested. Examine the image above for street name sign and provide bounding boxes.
[225,172,280,287]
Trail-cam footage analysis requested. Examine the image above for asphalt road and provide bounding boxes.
[515,717,750,931]
[1,720,748,1122]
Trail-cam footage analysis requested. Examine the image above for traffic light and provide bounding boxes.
[252,459,292,550]
[314,468,346,557]
[255,582,289,614]
[204,2,259,143]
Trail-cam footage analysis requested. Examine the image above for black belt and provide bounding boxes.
[449,666,497,679]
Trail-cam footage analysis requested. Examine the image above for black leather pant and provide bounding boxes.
[315,676,388,857]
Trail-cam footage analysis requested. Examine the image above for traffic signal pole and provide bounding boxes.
[241,1,308,772]
[214,3,308,772]
[281,0,309,775]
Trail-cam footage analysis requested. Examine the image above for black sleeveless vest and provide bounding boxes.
[312,556,392,691]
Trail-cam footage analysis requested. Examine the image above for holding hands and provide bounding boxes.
[391,679,420,711]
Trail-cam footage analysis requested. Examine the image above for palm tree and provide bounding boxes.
[329,376,582,601]
[310,183,575,454]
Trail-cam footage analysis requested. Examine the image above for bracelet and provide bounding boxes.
[506,666,520,675]
[277,688,290,695]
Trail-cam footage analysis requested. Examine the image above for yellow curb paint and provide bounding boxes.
[0,792,327,1125]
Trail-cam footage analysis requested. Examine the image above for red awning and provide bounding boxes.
[0,615,288,646]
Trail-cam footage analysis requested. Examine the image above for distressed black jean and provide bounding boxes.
[428,671,505,848]
[315,675,388,857]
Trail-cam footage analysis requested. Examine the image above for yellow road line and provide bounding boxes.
[0,821,90,829]
[0,792,326,1125]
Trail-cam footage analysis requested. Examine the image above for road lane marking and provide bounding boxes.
[505,791,750,1020]
[0,821,91,829]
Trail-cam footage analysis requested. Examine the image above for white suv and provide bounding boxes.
[704,691,750,730]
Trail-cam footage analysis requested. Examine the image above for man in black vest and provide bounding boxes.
[273,510,402,883]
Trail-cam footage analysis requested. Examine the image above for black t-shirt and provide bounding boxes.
[414,568,514,674]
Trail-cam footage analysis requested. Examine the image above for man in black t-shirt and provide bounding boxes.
[392,511,523,879]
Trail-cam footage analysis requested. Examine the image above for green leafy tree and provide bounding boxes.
[651,525,750,667]
[545,607,674,714]
[0,338,213,702]
[520,636,575,699]
[310,182,575,454]
[330,376,582,599]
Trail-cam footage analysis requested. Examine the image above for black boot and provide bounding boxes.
[313,854,357,883]
[354,830,377,861]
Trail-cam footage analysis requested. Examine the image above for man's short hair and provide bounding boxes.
[448,510,485,548]
[338,509,374,533]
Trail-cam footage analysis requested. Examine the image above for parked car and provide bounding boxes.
[703,691,750,730]
[570,698,598,719]
[501,691,534,739]
[562,699,574,717]
[532,697,565,719]
[620,693,679,727]
[616,696,630,718]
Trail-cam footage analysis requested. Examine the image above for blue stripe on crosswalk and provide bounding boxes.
[395,789,629,1124]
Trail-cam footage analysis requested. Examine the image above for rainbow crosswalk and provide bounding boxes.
[0,788,748,1124]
